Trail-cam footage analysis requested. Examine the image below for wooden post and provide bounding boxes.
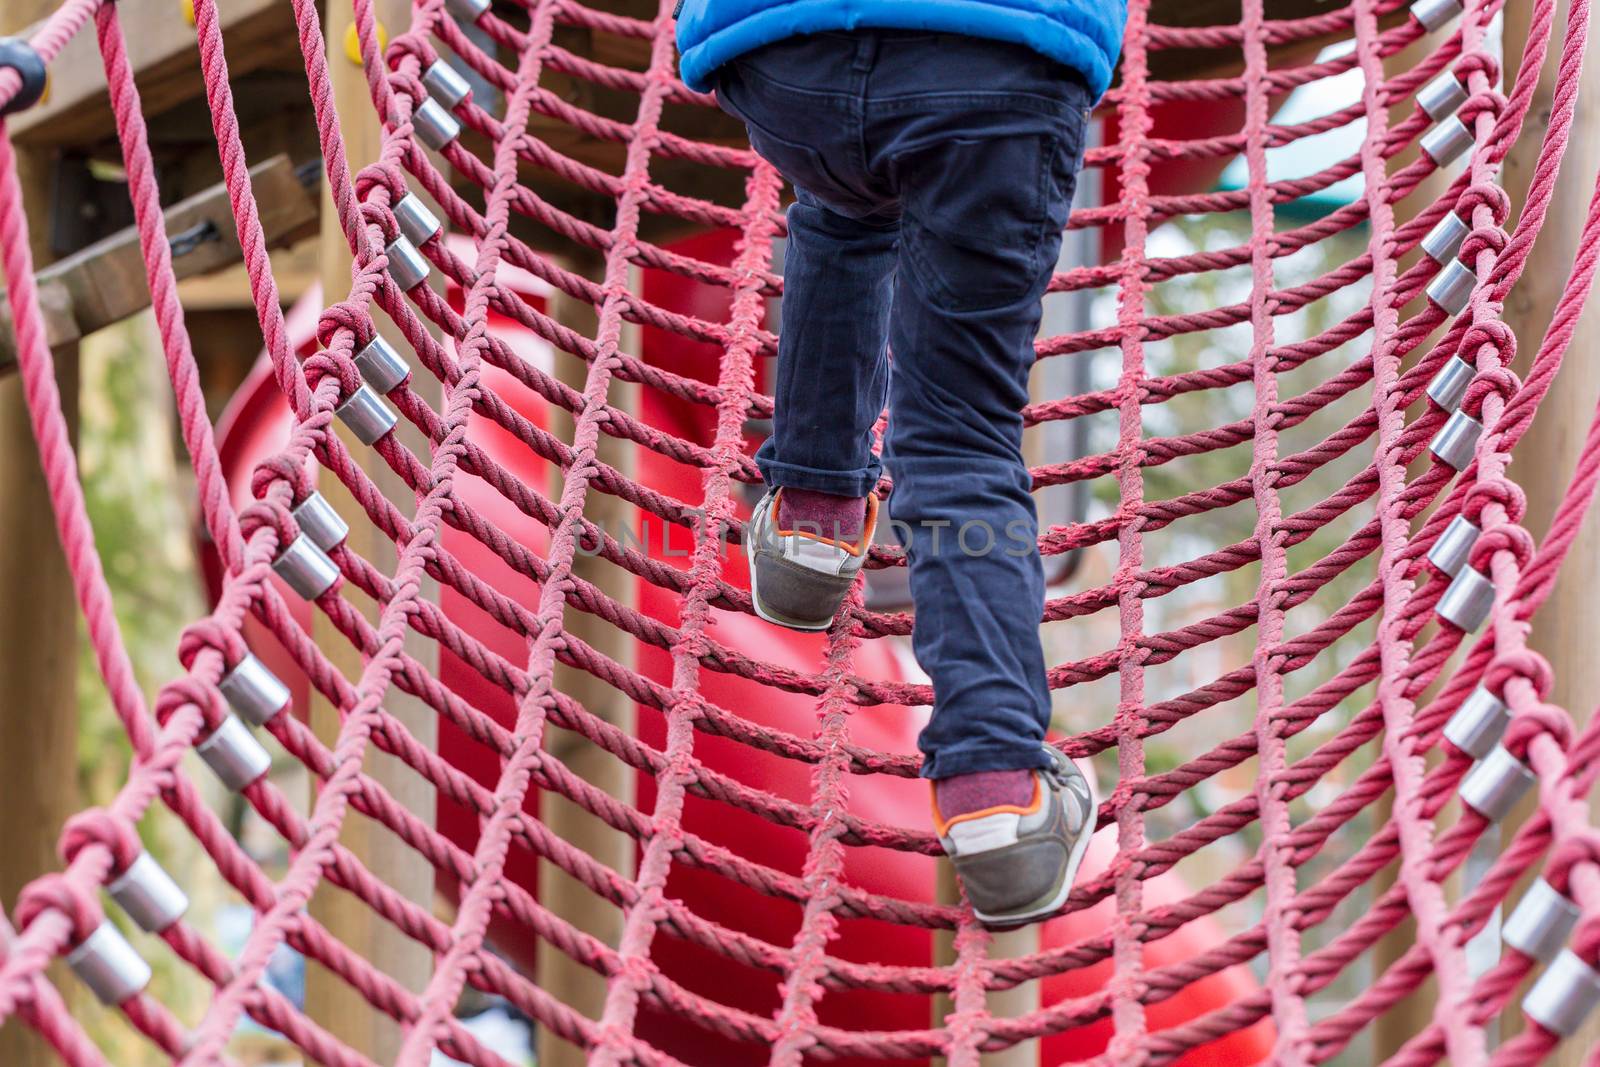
[1500,0,1600,1060]
[302,0,438,1057]
[536,252,639,1067]
[0,5,79,1065]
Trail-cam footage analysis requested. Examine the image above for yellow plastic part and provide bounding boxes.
[344,21,388,66]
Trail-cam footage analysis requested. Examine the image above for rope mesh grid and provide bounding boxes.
[1,0,1600,1061]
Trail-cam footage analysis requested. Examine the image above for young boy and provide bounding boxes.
[675,2,1125,926]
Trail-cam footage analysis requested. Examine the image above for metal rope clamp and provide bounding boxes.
[385,235,430,291]
[1444,684,1509,759]
[195,715,272,791]
[1418,71,1469,122]
[413,97,462,151]
[1427,259,1477,317]
[1412,0,1463,30]
[1430,408,1484,471]
[1426,355,1475,411]
[107,852,189,934]
[1459,743,1537,820]
[1422,115,1475,167]
[423,59,472,110]
[354,334,412,394]
[1438,565,1495,631]
[1428,514,1481,577]
[445,0,491,23]
[1504,879,1581,963]
[0,38,47,118]
[291,490,350,553]
[218,652,292,727]
[1422,212,1470,264]
[393,194,442,247]
[66,920,152,1004]
[1524,949,1600,1038]
[272,533,340,598]
[336,383,400,445]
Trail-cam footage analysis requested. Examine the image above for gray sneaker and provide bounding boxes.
[935,746,1096,927]
[744,489,878,632]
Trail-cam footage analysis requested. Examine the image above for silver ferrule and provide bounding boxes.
[1524,949,1600,1038]
[1431,409,1484,471]
[1418,71,1469,121]
[393,193,442,247]
[423,60,472,110]
[445,0,490,23]
[1460,743,1537,820]
[291,490,349,553]
[1422,115,1474,167]
[353,334,411,394]
[1426,355,1475,412]
[384,235,429,292]
[413,97,461,151]
[335,384,399,446]
[1505,879,1582,964]
[1428,514,1481,577]
[272,534,340,600]
[218,652,291,727]
[1437,565,1495,631]
[195,715,272,792]
[1427,258,1477,316]
[107,852,188,934]
[1444,684,1510,759]
[67,921,152,1004]
[1412,0,1464,31]
[1421,212,1470,264]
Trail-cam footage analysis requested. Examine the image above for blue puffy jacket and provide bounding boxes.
[674,0,1126,100]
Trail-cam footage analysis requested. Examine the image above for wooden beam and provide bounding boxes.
[0,3,80,1064]
[0,154,318,369]
[8,0,298,147]
[1501,0,1600,1060]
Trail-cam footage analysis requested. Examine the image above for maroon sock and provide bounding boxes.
[777,488,868,542]
[935,769,1036,821]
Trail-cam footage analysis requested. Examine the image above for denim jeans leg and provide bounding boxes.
[885,131,1081,780]
[756,190,897,498]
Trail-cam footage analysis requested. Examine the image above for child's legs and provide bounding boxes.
[756,192,896,498]
[875,71,1090,780]
[712,38,900,497]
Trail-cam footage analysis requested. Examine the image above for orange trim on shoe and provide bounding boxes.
[929,773,1043,838]
[772,490,880,557]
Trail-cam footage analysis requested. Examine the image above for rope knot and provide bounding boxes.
[1468,521,1535,573]
[14,873,101,945]
[177,619,248,672]
[1485,649,1554,703]
[59,809,141,872]
[1502,702,1574,761]
[1456,183,1512,226]
[1547,833,1600,896]
[1461,367,1520,420]
[1463,477,1527,525]
[1453,51,1501,86]
[1459,225,1509,264]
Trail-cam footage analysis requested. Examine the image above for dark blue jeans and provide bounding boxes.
[716,30,1091,779]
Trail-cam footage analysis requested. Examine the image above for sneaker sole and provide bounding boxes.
[745,530,833,633]
[970,776,1096,928]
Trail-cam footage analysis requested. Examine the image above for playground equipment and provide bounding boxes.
[2,0,1600,1062]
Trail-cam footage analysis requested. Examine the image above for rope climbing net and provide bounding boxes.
[5,0,1600,1060]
